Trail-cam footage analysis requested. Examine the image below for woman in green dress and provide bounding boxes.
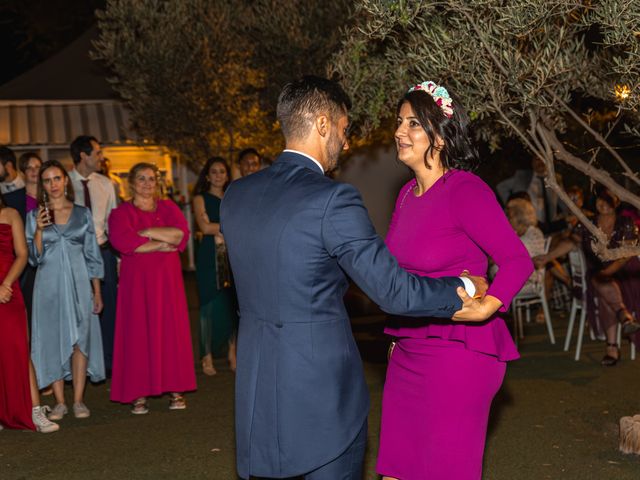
[193,157,238,375]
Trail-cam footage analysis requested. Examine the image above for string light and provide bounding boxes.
[614,84,631,101]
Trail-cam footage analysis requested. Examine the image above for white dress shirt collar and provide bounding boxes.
[283,149,325,174]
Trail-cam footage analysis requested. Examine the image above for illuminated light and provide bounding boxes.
[614,84,631,101]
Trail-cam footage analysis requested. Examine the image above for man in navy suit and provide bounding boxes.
[221,76,495,480]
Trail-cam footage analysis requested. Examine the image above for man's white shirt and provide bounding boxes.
[69,169,117,246]
[0,175,25,194]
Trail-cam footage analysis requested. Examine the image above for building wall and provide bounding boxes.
[337,144,411,237]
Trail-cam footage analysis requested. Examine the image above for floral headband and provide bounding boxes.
[407,81,454,118]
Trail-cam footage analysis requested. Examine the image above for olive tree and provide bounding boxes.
[331,0,640,259]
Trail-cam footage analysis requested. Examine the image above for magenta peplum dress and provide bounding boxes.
[108,200,196,403]
[376,170,533,480]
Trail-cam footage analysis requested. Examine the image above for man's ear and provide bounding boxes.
[315,115,329,138]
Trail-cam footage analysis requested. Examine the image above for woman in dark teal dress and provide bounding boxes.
[193,157,238,375]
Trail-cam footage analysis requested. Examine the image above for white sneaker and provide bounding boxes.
[73,402,90,419]
[32,406,60,433]
[47,403,68,421]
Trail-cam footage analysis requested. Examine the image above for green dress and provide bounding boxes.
[195,192,238,358]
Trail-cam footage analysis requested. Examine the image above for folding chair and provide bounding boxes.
[511,237,555,345]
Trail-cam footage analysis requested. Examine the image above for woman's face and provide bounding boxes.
[41,167,67,200]
[131,168,157,199]
[395,101,439,170]
[24,157,42,185]
[596,197,615,216]
[568,192,583,209]
[207,162,228,189]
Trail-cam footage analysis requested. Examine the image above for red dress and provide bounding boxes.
[108,200,196,403]
[0,223,35,430]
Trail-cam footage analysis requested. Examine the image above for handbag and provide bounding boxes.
[215,241,232,289]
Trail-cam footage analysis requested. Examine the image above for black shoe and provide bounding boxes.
[601,343,619,367]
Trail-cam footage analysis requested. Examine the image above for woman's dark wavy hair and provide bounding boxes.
[193,157,231,196]
[397,86,479,172]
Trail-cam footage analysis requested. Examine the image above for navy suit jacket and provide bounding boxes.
[220,151,464,479]
[3,187,26,223]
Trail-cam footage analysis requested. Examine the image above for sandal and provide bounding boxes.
[601,342,619,367]
[169,394,186,410]
[202,357,217,376]
[131,397,149,415]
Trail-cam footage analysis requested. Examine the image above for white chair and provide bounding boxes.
[564,248,589,360]
[617,316,637,361]
[511,237,555,345]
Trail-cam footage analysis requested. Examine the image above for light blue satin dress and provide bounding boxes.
[26,205,105,388]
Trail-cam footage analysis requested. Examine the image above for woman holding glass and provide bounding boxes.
[27,160,105,421]
[109,163,196,414]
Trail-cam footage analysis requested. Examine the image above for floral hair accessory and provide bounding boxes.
[407,81,454,118]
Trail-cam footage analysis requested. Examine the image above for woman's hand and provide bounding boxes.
[138,228,151,240]
[452,289,503,322]
[0,283,12,303]
[214,233,225,246]
[157,241,178,252]
[93,291,104,314]
[532,254,548,269]
[36,207,52,231]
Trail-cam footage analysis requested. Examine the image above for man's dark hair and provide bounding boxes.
[238,148,260,163]
[0,146,17,168]
[276,76,352,141]
[70,135,99,165]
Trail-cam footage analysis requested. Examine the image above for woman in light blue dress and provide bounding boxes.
[26,160,104,421]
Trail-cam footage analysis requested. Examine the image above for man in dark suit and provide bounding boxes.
[221,76,494,480]
[0,147,26,221]
[3,187,26,222]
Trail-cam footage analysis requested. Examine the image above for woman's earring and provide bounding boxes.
[64,184,68,197]
[43,191,48,203]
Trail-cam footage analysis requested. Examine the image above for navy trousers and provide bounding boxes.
[99,244,118,373]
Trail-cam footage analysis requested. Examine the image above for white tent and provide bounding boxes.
[0,27,195,268]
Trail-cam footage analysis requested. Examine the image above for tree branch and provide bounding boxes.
[546,89,640,187]
[537,122,640,260]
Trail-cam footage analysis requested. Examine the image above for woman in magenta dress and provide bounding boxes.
[376,81,533,480]
[109,162,196,414]
[0,193,58,433]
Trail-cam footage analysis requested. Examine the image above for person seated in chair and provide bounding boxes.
[534,189,640,365]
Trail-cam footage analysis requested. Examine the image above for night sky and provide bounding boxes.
[0,0,104,86]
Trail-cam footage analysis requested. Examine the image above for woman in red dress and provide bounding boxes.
[0,191,58,433]
[109,163,196,415]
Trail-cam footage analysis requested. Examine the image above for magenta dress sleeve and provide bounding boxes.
[108,203,148,255]
[451,177,533,311]
[160,200,190,252]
